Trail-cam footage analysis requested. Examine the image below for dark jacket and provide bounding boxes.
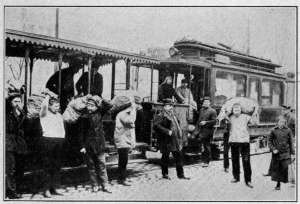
[76,72,103,97]
[268,126,295,160]
[193,107,217,139]
[158,83,183,103]
[153,110,183,152]
[6,110,27,154]
[46,67,76,111]
[78,100,112,155]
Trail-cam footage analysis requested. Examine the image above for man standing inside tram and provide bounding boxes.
[158,75,184,103]
[176,78,197,121]
[46,58,83,112]
[76,61,103,97]
[193,97,217,167]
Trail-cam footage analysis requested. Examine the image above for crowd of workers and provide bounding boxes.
[5,61,296,199]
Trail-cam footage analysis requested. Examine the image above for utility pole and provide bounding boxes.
[246,17,250,55]
[54,8,60,73]
[55,8,59,38]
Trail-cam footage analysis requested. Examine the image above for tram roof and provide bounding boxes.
[5,29,160,64]
[174,40,282,68]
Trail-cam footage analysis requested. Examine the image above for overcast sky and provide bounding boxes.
[5,7,296,73]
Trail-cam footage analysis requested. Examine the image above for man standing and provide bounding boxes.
[158,75,184,103]
[228,103,257,188]
[38,90,65,198]
[176,78,197,121]
[154,99,190,180]
[46,59,82,112]
[76,61,103,97]
[5,93,27,199]
[114,103,137,186]
[78,95,112,193]
[194,97,217,167]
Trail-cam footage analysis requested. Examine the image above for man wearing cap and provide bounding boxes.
[76,61,103,97]
[46,59,83,112]
[158,75,184,103]
[193,97,217,167]
[38,89,65,198]
[176,78,197,121]
[5,93,27,199]
[78,95,113,193]
[153,99,190,180]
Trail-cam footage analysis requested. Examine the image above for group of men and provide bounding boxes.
[156,74,295,190]
[5,66,296,199]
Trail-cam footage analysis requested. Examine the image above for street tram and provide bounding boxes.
[134,38,288,157]
[5,29,289,167]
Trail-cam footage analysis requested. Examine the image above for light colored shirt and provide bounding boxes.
[229,114,251,143]
[40,110,65,138]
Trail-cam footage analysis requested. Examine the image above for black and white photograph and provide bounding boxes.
[2,3,298,202]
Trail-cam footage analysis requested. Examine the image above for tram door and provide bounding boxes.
[191,68,211,109]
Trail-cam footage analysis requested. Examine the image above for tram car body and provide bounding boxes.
[139,39,287,156]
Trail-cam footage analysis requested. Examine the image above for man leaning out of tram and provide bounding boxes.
[153,99,190,180]
[158,75,184,103]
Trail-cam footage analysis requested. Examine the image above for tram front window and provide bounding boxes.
[215,71,246,105]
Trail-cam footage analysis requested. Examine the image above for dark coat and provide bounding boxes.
[153,110,183,153]
[193,107,217,139]
[76,72,103,97]
[268,126,295,160]
[78,100,112,155]
[158,83,183,103]
[46,67,76,111]
[6,110,27,154]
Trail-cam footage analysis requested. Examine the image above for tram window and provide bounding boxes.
[249,78,259,101]
[261,80,271,105]
[271,81,282,106]
[233,74,246,97]
[215,71,246,104]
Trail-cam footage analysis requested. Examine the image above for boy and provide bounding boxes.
[228,103,257,188]
[39,89,65,198]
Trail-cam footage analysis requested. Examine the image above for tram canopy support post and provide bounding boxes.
[111,60,116,99]
[29,55,34,96]
[188,65,192,105]
[126,59,131,90]
[58,52,63,106]
[88,56,92,94]
[24,48,30,112]
[150,64,154,101]
[136,66,140,90]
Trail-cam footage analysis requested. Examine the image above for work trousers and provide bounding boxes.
[117,148,129,181]
[230,142,252,182]
[40,137,64,192]
[201,138,212,164]
[161,150,184,177]
[5,152,25,196]
[85,152,108,187]
[223,132,230,169]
